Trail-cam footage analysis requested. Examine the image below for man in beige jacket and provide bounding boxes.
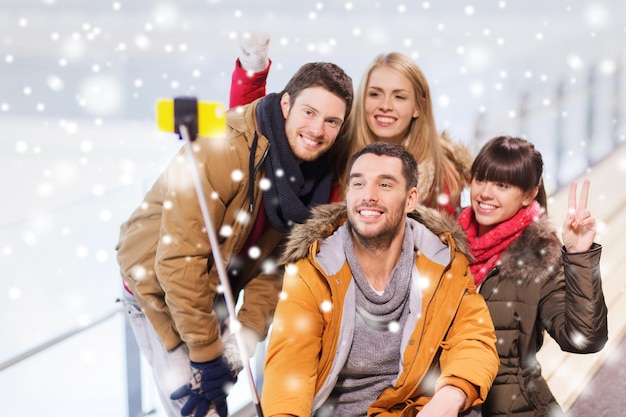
[116,62,353,417]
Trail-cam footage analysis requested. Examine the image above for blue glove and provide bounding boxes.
[170,356,238,417]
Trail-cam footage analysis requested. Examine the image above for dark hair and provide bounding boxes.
[471,135,548,212]
[348,142,418,191]
[279,62,354,121]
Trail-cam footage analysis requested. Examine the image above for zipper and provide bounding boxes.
[249,139,269,213]
[231,139,270,257]
[402,257,465,389]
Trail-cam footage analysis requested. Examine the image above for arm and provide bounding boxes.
[237,265,284,347]
[436,289,499,409]
[562,180,596,253]
[261,263,325,417]
[417,385,468,417]
[154,138,238,362]
[229,31,271,108]
[540,244,608,353]
[541,179,608,352]
[234,229,286,353]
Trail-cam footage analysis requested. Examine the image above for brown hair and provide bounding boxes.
[279,62,354,122]
[348,142,419,191]
[471,135,547,213]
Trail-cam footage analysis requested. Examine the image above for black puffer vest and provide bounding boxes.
[479,216,607,417]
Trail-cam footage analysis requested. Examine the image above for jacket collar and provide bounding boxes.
[280,202,471,265]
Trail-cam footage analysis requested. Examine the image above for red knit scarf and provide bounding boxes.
[457,200,542,286]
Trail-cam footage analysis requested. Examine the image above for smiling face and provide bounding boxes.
[363,66,420,144]
[346,153,418,249]
[470,178,538,236]
[280,87,346,162]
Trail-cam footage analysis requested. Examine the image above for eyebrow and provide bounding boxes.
[367,85,411,94]
[349,172,400,183]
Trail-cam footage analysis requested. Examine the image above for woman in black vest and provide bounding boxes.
[457,135,608,417]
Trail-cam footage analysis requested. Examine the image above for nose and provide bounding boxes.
[380,94,393,111]
[361,183,380,202]
[477,182,495,199]
[308,117,324,137]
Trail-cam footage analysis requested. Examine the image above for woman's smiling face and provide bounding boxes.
[363,66,419,144]
[470,178,537,236]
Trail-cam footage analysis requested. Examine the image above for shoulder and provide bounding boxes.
[499,215,562,280]
[225,99,263,144]
[197,100,268,165]
[409,205,471,259]
[438,130,473,180]
[280,202,347,264]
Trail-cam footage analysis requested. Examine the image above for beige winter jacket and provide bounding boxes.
[116,100,284,362]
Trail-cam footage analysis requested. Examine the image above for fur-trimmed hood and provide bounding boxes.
[280,202,471,264]
[497,215,563,282]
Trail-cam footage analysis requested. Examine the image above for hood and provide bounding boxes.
[280,202,471,264]
[498,215,562,281]
[408,204,471,259]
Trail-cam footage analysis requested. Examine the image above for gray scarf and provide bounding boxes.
[345,222,414,327]
[320,221,415,416]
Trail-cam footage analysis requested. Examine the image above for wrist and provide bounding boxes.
[240,56,269,73]
[191,356,222,369]
[438,385,468,410]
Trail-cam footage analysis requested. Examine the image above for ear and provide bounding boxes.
[405,187,419,213]
[280,93,291,119]
[412,107,419,119]
[522,186,539,206]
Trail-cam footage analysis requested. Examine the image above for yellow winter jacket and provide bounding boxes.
[262,203,499,416]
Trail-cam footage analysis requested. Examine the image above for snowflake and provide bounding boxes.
[320,300,333,313]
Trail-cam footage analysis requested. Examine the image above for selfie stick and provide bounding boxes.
[156,97,265,417]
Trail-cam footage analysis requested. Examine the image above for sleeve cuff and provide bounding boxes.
[436,376,479,411]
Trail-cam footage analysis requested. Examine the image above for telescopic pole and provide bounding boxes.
[177,122,264,417]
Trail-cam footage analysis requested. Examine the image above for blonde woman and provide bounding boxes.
[231,34,472,215]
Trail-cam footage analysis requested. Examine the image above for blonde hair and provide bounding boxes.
[334,52,465,208]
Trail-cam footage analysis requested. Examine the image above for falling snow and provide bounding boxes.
[1,1,626,416]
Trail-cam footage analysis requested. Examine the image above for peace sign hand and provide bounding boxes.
[562,180,596,253]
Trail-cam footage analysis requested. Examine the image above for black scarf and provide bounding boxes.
[255,93,333,232]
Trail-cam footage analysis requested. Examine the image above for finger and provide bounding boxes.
[205,387,228,402]
[214,398,229,417]
[170,384,191,400]
[181,394,200,416]
[580,216,597,231]
[579,179,590,211]
[568,182,578,214]
[576,210,594,224]
[193,398,210,417]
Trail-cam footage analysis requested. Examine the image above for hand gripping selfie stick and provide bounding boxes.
[156,97,265,417]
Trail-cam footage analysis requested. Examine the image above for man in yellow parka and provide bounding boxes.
[262,142,499,417]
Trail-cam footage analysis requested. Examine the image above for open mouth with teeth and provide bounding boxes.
[300,133,322,148]
[375,116,396,126]
[477,202,497,210]
[358,208,383,218]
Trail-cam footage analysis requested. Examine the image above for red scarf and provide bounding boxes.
[457,200,541,286]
